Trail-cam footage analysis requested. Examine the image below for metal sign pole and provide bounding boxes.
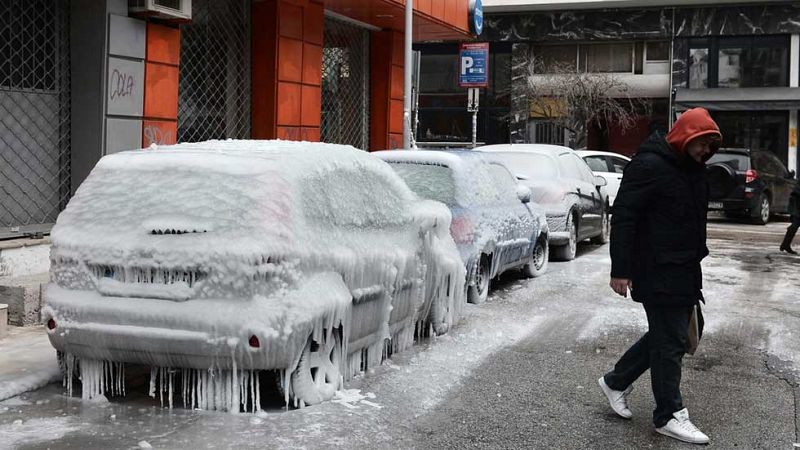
[468,87,479,148]
[402,0,413,149]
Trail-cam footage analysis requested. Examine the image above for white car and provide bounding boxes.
[43,140,466,411]
[575,150,631,207]
[479,144,609,261]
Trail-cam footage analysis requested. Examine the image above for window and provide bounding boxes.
[687,36,789,89]
[580,43,633,73]
[558,154,583,180]
[610,157,629,174]
[532,44,577,73]
[572,154,598,183]
[487,163,519,203]
[390,163,457,206]
[688,47,709,89]
[711,111,789,166]
[752,151,788,177]
[646,42,670,61]
[488,152,559,181]
[584,156,611,173]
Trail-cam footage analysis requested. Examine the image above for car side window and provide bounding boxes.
[572,154,598,183]
[611,157,629,174]
[303,166,407,227]
[486,163,521,204]
[759,152,788,177]
[558,154,582,180]
[584,156,611,173]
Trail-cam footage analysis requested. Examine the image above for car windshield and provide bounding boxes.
[485,152,558,181]
[389,162,457,206]
[708,152,751,171]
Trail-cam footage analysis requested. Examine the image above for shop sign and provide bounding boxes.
[469,0,484,36]
[459,42,489,88]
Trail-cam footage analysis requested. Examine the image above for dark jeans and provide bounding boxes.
[604,304,693,427]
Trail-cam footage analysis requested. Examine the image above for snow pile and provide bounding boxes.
[0,327,61,402]
[43,140,466,411]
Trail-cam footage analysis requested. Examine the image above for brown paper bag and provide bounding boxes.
[686,304,704,355]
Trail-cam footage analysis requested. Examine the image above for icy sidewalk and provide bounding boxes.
[0,326,60,401]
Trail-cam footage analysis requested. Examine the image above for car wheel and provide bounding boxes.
[290,329,343,407]
[467,255,491,304]
[522,238,549,278]
[753,194,771,225]
[552,213,577,261]
[590,207,610,245]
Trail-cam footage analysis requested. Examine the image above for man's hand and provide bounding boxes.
[610,278,633,298]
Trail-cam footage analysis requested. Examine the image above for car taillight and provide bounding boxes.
[248,335,260,348]
[450,216,474,244]
[746,169,758,183]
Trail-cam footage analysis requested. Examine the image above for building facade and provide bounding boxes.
[415,1,800,175]
[0,0,474,239]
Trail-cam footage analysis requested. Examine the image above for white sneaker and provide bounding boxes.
[598,376,633,419]
[656,408,710,445]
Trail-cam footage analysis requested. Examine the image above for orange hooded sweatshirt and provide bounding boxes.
[666,108,722,155]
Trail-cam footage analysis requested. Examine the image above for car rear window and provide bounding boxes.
[390,162,457,206]
[707,153,751,171]
[485,152,558,181]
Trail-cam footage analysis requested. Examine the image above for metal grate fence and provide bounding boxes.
[177,0,251,143]
[321,17,370,150]
[0,0,71,238]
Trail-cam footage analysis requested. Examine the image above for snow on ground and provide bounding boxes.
[0,326,60,402]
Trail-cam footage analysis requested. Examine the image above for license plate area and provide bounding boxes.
[708,201,723,210]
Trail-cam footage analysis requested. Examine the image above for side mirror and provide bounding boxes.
[517,185,532,204]
[594,175,608,187]
[515,173,530,181]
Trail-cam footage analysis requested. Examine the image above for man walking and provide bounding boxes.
[779,181,800,254]
[598,108,721,445]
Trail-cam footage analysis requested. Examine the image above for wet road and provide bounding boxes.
[1,221,798,449]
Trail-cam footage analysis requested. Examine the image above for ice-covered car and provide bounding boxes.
[43,140,466,411]
[479,144,609,261]
[575,150,631,206]
[375,150,548,304]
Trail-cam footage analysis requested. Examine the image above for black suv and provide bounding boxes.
[706,148,797,224]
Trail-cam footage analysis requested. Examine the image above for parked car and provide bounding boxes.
[479,144,609,261]
[575,150,631,206]
[706,148,798,224]
[43,140,466,411]
[375,150,548,304]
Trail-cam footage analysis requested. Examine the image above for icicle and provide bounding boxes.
[149,367,157,398]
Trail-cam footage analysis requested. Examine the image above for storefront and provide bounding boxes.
[0,0,473,239]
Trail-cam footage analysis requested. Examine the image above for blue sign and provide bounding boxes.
[469,0,483,36]
[459,42,489,88]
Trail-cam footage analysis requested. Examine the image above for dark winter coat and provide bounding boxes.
[610,132,710,307]
[789,182,800,219]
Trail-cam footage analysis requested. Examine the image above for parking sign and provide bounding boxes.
[459,42,489,88]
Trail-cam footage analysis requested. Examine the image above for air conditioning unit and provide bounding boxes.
[129,0,191,22]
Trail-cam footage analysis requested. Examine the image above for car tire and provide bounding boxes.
[752,194,771,225]
[467,255,491,304]
[590,206,610,245]
[551,213,577,261]
[290,329,343,407]
[522,238,549,278]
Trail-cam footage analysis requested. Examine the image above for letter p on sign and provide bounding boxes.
[461,56,474,75]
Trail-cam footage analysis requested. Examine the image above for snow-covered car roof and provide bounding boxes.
[479,143,574,156]
[575,150,631,161]
[53,140,416,255]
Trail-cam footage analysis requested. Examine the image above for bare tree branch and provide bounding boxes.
[524,53,651,148]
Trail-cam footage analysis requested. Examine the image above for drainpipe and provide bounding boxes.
[403,0,413,149]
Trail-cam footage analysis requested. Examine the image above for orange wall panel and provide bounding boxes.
[304,1,324,45]
[277,81,302,126]
[277,126,303,140]
[388,133,403,149]
[417,0,432,15]
[279,3,303,39]
[444,0,458,24]
[390,65,404,101]
[146,23,180,66]
[142,120,177,147]
[301,85,321,127]
[302,43,322,86]
[457,0,468,31]
[278,37,303,82]
[143,63,179,120]
[389,99,404,134]
[252,0,278,139]
[432,0,445,21]
[392,32,404,66]
[301,127,320,142]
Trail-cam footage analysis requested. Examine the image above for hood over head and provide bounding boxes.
[666,108,722,159]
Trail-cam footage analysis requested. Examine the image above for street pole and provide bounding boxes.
[472,108,478,148]
[403,0,413,149]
